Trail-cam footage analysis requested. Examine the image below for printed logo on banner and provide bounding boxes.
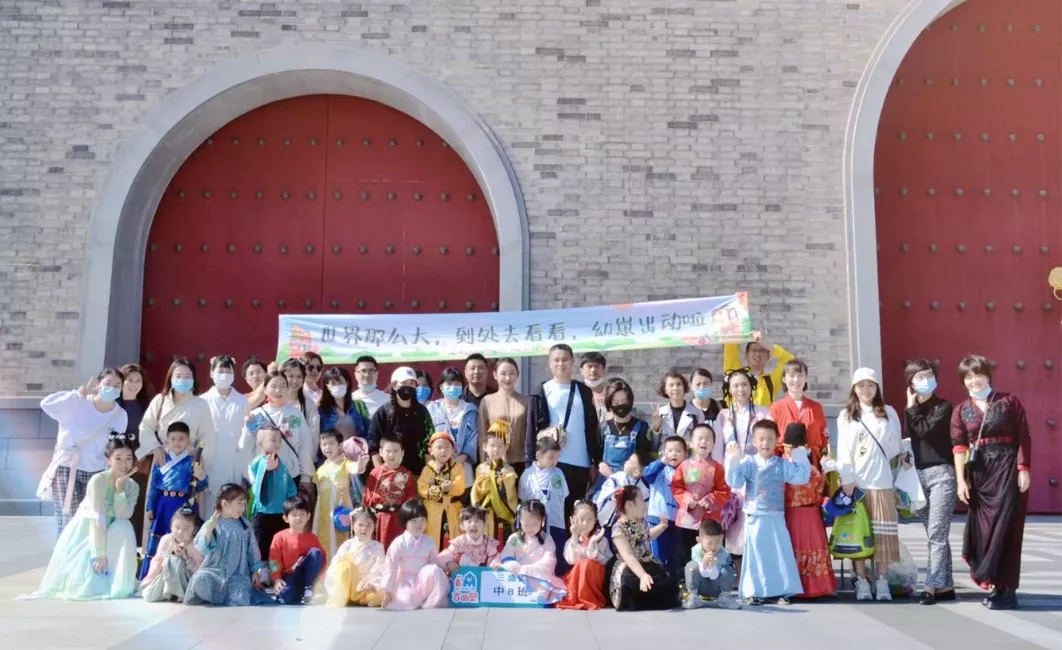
[451,570,480,605]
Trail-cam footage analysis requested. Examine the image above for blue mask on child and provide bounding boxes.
[172,378,193,394]
[98,386,121,402]
[913,377,936,395]
[415,386,432,403]
[442,385,463,401]
[693,387,713,400]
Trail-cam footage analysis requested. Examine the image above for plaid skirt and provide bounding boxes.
[864,488,900,566]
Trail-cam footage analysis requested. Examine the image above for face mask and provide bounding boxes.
[213,372,234,389]
[98,386,121,402]
[611,404,632,418]
[415,386,432,403]
[172,378,193,394]
[329,384,348,399]
[359,382,376,392]
[969,385,992,400]
[583,377,605,388]
[913,377,936,395]
[693,387,713,400]
[441,385,463,401]
[396,386,416,402]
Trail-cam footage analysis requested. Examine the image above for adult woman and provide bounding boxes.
[238,371,315,487]
[414,369,434,404]
[689,368,721,423]
[769,359,829,467]
[318,367,371,438]
[650,371,702,449]
[137,357,216,517]
[202,355,252,504]
[300,351,325,405]
[367,366,434,477]
[836,367,902,602]
[715,368,771,574]
[117,363,153,546]
[38,369,130,536]
[280,358,321,455]
[609,485,680,611]
[951,354,1031,611]
[477,357,532,476]
[597,379,652,479]
[902,358,956,605]
[426,367,479,490]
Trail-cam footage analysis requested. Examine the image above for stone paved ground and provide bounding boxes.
[1,516,1060,650]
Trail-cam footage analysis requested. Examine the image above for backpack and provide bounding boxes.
[828,500,875,560]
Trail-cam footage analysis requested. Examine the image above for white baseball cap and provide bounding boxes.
[390,366,417,385]
[852,367,880,386]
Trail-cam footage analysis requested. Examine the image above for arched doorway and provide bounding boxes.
[141,94,500,386]
[874,0,1061,512]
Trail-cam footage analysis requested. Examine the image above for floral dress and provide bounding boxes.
[608,518,680,611]
[184,517,270,606]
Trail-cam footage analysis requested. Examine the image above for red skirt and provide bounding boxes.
[377,511,403,551]
[555,559,607,610]
[785,505,836,598]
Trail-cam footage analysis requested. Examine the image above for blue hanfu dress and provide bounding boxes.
[36,469,140,600]
[724,448,811,600]
[183,517,272,606]
[140,451,207,579]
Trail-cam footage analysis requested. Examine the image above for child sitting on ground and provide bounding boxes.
[683,518,742,609]
[140,507,203,602]
[438,506,501,571]
[324,507,385,607]
[269,495,327,605]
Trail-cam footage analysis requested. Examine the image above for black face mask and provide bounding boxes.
[396,386,417,402]
[612,404,632,418]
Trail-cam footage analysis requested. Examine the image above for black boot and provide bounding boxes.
[918,591,936,605]
[982,586,1000,607]
[987,589,1018,610]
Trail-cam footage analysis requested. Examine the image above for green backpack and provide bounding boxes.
[829,501,875,560]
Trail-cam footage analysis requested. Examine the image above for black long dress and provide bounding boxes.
[609,517,680,611]
[950,392,1031,591]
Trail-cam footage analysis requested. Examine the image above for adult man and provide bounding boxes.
[351,355,389,416]
[529,344,601,519]
[461,353,496,408]
[722,331,794,407]
[579,351,608,423]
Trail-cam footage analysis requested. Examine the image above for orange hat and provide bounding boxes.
[428,430,455,448]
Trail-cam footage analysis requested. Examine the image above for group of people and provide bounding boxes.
[27,335,1033,611]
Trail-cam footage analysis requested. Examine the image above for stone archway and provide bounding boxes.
[842,0,968,385]
[76,44,529,378]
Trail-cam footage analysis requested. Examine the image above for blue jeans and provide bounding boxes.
[276,548,325,605]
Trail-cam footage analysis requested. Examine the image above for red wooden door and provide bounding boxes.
[143,95,499,397]
[875,0,1061,513]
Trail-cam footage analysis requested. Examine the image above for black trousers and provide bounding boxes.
[558,463,591,522]
[252,513,287,563]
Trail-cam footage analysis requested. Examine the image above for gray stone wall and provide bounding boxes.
[0,1,912,507]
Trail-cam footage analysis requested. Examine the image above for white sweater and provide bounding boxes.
[40,391,128,472]
[836,405,902,490]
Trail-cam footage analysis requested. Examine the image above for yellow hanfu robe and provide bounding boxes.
[470,459,519,545]
[313,458,358,561]
[324,537,386,607]
[418,459,465,551]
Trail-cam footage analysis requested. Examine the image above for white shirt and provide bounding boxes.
[836,405,902,490]
[40,391,128,473]
[519,463,569,531]
[715,402,771,459]
[544,380,588,467]
[239,402,315,482]
[354,387,389,417]
[201,387,250,488]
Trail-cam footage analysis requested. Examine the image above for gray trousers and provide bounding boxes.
[916,464,956,590]
[685,561,735,598]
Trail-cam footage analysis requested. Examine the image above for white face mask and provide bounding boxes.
[329,384,348,399]
[584,377,605,388]
[213,372,234,389]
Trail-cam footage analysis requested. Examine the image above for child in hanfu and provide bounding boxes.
[438,506,501,570]
[325,507,386,607]
[362,436,417,549]
[556,500,611,610]
[470,429,519,545]
[141,507,204,603]
[724,420,811,606]
[140,421,208,580]
[314,429,369,562]
[493,500,567,605]
[418,430,467,550]
[782,423,836,599]
[375,499,450,610]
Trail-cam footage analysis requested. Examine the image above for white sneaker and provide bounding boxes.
[715,594,743,610]
[682,595,705,609]
[876,576,892,602]
[855,577,873,601]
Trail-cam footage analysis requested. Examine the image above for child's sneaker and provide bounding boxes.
[875,576,892,602]
[301,589,314,606]
[682,595,705,609]
[855,576,873,601]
